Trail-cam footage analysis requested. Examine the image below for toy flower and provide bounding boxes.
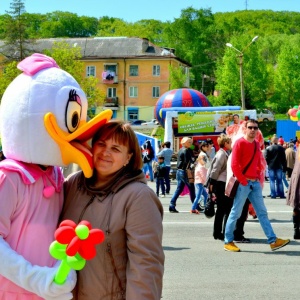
[49,220,105,284]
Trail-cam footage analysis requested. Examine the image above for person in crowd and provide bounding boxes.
[265,136,287,199]
[169,137,196,213]
[141,139,155,182]
[191,154,208,214]
[226,114,242,138]
[61,120,164,299]
[287,147,300,239]
[198,140,210,168]
[224,119,290,252]
[153,156,167,197]
[206,138,216,160]
[278,136,284,145]
[156,141,173,194]
[208,134,232,239]
[285,143,296,180]
[208,134,250,242]
[192,139,200,157]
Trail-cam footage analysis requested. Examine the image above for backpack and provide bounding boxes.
[141,140,154,163]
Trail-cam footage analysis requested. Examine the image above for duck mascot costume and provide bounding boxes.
[0,53,112,299]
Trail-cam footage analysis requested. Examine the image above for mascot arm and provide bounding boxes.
[0,237,76,300]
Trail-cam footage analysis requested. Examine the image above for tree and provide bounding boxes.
[44,41,105,117]
[0,61,21,100]
[272,36,300,112]
[168,65,188,90]
[163,8,216,92]
[215,35,268,108]
[3,0,32,61]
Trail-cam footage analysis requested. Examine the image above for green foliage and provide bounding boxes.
[168,65,187,89]
[0,61,21,100]
[3,0,32,61]
[258,121,276,139]
[4,6,300,112]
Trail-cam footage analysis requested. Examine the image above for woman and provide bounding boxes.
[208,134,232,240]
[61,120,164,300]
[191,155,208,214]
[287,146,300,239]
[198,141,210,168]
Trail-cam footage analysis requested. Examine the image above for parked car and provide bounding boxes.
[130,120,146,126]
[141,119,159,126]
[256,109,275,122]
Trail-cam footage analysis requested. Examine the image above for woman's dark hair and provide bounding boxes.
[164,141,171,148]
[92,120,143,170]
[200,141,209,151]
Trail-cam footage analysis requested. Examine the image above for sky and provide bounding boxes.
[0,0,300,22]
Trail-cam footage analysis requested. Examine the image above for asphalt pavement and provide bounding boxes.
[146,178,299,300]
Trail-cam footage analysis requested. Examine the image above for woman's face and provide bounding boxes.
[92,137,132,178]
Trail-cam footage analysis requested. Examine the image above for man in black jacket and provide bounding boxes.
[265,136,287,198]
[169,137,196,213]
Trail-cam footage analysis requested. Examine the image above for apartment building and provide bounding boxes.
[1,37,191,122]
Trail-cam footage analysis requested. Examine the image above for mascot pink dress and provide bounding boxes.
[0,53,112,299]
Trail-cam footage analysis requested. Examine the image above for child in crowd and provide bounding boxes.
[154,156,167,197]
[191,155,208,214]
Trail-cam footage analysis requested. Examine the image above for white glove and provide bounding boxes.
[0,237,76,300]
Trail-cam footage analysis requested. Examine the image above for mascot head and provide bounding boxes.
[0,53,112,178]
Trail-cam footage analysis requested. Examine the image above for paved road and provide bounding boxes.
[147,179,299,300]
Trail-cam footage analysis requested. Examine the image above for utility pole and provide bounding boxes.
[245,0,248,10]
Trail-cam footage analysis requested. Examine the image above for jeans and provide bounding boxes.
[143,161,153,181]
[268,168,284,198]
[170,169,195,207]
[192,183,208,210]
[164,166,171,193]
[156,178,165,195]
[224,180,276,244]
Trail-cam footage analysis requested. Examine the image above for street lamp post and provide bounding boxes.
[226,36,259,110]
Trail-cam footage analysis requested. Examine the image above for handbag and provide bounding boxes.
[186,160,195,184]
[225,176,240,199]
[204,193,215,218]
[186,168,194,183]
[225,142,257,199]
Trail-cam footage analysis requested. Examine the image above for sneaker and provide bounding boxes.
[224,242,241,252]
[190,209,200,214]
[234,236,251,243]
[169,206,179,213]
[270,238,290,251]
[161,194,165,198]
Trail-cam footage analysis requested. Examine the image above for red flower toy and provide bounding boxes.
[49,220,105,284]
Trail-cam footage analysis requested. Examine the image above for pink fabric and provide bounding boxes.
[194,164,207,184]
[0,161,64,298]
[180,184,190,196]
[17,53,59,76]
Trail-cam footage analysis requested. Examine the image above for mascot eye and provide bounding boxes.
[65,90,82,133]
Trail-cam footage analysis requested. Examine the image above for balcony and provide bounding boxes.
[103,97,119,110]
[102,71,118,84]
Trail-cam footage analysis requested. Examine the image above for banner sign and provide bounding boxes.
[178,110,255,134]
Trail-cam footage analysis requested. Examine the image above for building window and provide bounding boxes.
[86,66,96,77]
[129,65,139,76]
[153,65,160,76]
[107,87,117,98]
[152,86,160,98]
[104,64,117,74]
[129,86,138,98]
[128,108,139,121]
